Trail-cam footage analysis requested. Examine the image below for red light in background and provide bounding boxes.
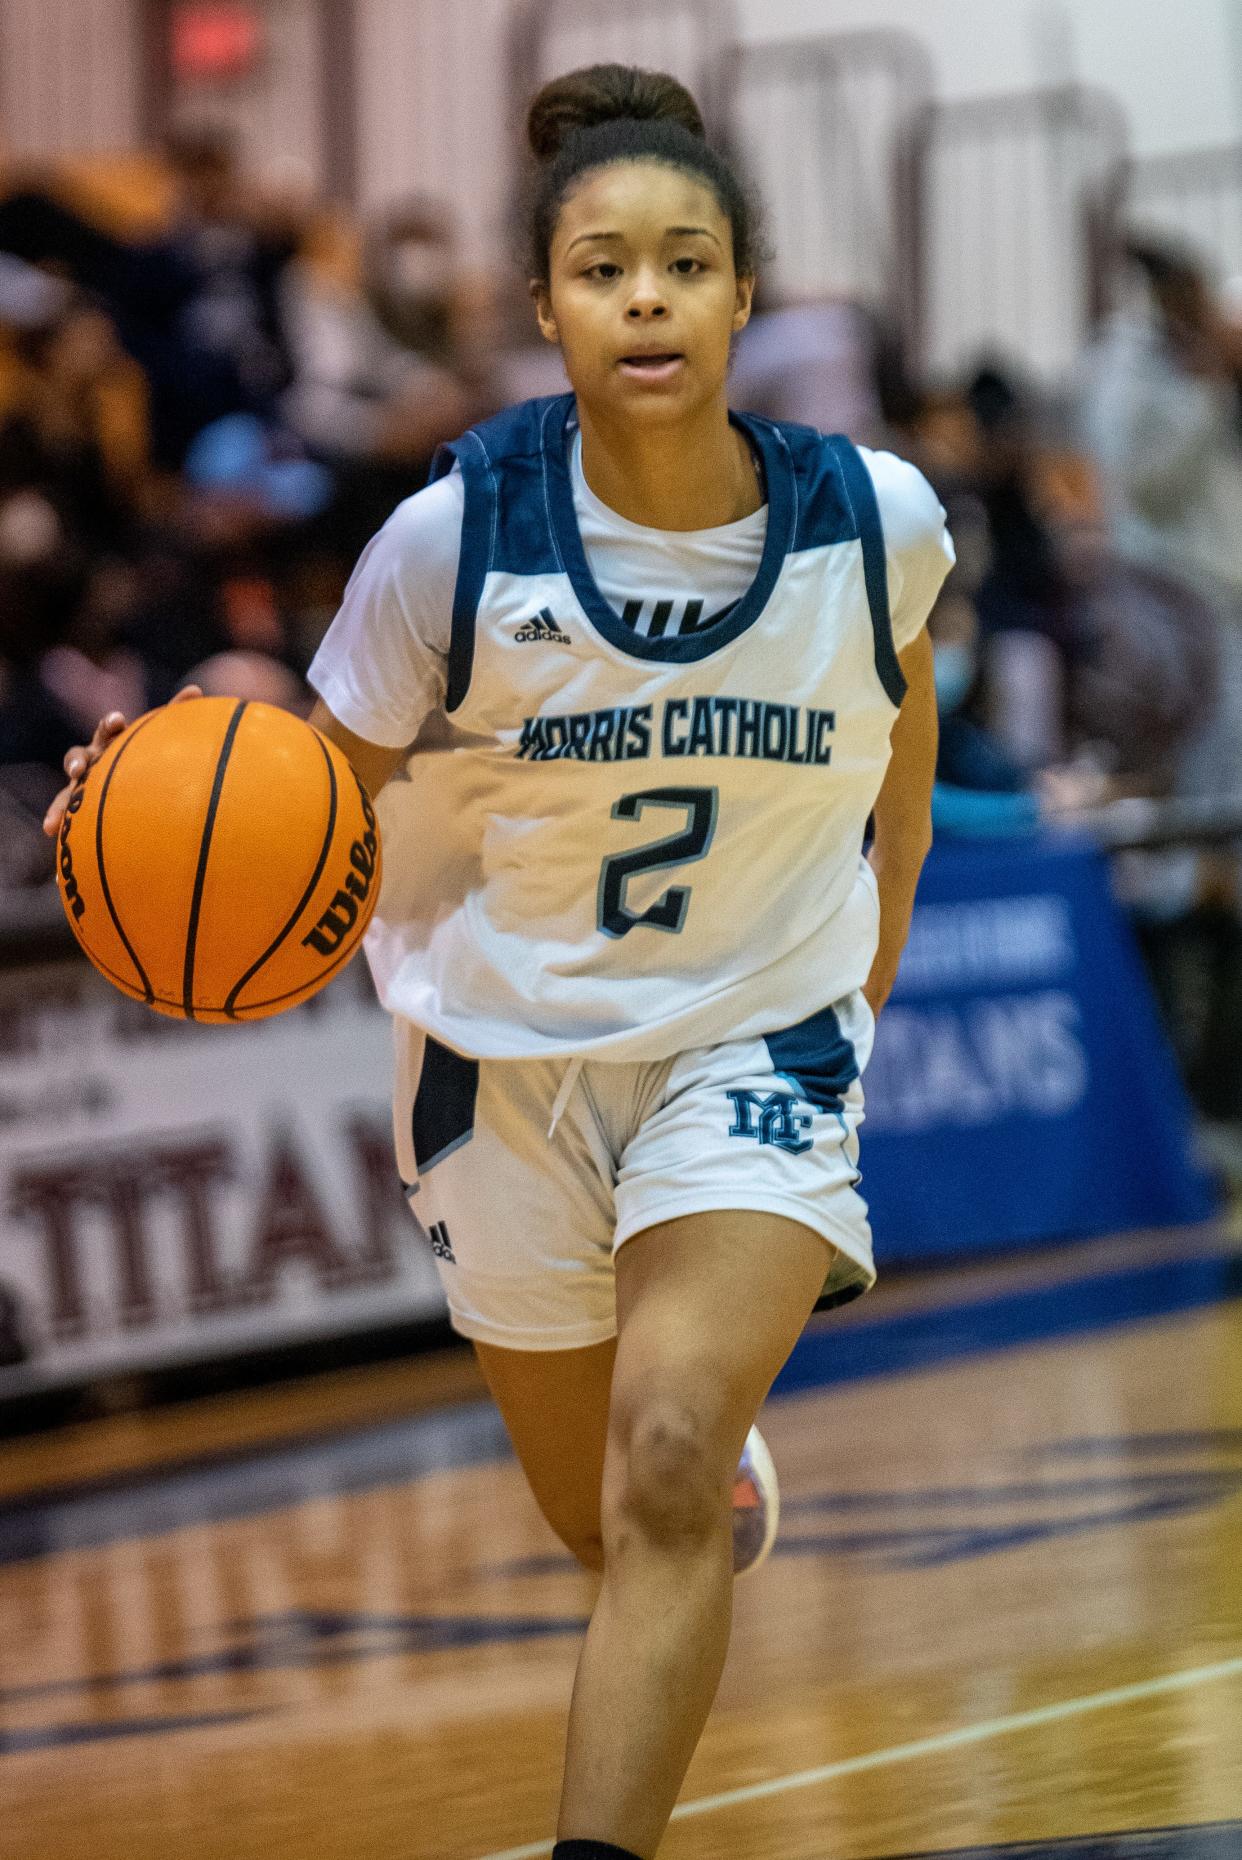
[170,2,265,82]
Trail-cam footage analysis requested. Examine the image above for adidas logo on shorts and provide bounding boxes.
[515,608,571,645]
[427,1219,456,1262]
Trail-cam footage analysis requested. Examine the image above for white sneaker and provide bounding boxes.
[732,1425,780,1576]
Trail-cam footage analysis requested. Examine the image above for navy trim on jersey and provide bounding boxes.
[826,434,907,707]
[778,418,859,552]
[430,400,566,708]
[764,1002,860,1114]
[543,394,797,664]
[430,433,491,711]
[431,394,908,693]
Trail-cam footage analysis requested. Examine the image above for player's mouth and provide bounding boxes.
[616,351,686,384]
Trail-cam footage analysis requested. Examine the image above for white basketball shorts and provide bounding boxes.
[393,993,877,1352]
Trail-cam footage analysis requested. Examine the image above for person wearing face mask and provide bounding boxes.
[928,584,1040,838]
[933,633,976,713]
[278,193,493,564]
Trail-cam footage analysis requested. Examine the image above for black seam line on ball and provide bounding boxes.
[56,934,360,1016]
[94,711,160,1004]
[222,730,339,1019]
[182,700,248,1023]
[225,925,363,1013]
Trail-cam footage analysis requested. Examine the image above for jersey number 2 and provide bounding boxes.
[597,787,719,939]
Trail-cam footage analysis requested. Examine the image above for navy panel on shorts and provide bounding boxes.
[411,1036,480,1173]
[764,1003,860,1115]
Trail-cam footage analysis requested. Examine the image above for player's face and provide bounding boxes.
[534,163,754,427]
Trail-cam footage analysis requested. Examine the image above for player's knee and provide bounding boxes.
[609,1397,726,1554]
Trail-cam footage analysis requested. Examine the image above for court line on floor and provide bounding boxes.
[475,1652,1242,1860]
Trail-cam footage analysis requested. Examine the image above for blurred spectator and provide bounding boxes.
[39,557,147,736]
[1081,237,1242,815]
[281,195,485,460]
[0,138,488,882]
[924,491,1137,840]
[1060,547,1219,790]
[1078,236,1242,803]
[0,125,312,467]
[161,122,301,416]
[1081,237,1242,601]
[282,192,492,564]
[730,299,883,439]
[928,575,1041,839]
[184,411,332,523]
[1081,235,1242,1120]
[914,362,1078,773]
[0,293,149,550]
[0,180,225,467]
[363,196,477,374]
[184,649,309,714]
[0,655,79,774]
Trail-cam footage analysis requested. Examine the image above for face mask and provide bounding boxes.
[391,241,448,295]
[933,642,976,714]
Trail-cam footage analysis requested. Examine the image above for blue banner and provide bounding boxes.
[862,835,1217,1261]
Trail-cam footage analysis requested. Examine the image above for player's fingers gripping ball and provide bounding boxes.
[56,696,382,1021]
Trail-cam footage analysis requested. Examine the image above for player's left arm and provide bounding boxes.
[864,628,937,1018]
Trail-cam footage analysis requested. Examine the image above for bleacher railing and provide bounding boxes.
[509,0,738,153]
[725,29,931,343]
[1124,143,1242,283]
[903,84,1128,380]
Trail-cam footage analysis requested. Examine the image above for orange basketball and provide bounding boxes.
[56,696,382,1022]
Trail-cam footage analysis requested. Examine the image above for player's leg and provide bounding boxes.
[393,1023,625,1570]
[556,1207,831,1856]
[473,1337,615,1570]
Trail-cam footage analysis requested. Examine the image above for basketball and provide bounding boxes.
[55,696,382,1022]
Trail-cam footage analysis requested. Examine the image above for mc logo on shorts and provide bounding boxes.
[726,1089,814,1155]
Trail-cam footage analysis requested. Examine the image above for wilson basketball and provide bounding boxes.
[56,696,382,1022]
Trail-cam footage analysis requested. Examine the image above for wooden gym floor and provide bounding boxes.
[2,1222,1242,1860]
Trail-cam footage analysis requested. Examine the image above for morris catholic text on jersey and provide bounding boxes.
[516,697,836,766]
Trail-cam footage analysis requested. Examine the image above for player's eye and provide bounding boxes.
[584,261,622,280]
[671,256,705,275]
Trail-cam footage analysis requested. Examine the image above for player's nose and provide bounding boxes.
[625,268,670,317]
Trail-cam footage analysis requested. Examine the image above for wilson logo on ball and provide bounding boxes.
[58,786,86,921]
[301,785,379,958]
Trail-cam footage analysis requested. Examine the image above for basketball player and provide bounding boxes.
[47,66,952,1860]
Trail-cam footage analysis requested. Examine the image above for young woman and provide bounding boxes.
[47,65,951,1860]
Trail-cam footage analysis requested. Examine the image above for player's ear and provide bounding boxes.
[530,280,559,347]
[732,271,755,335]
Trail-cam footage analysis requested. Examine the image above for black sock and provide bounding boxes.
[552,1843,644,1860]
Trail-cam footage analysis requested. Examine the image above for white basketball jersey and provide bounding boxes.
[355,393,930,1061]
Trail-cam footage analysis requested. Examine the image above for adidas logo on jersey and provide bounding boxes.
[515,608,571,644]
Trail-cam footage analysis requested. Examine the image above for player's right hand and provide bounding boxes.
[42,685,203,840]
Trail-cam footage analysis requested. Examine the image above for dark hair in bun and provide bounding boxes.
[525,63,762,282]
[527,64,705,162]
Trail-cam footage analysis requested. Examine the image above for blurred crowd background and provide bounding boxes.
[1,0,1241,1145]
